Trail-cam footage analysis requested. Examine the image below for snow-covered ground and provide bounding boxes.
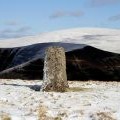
[0,28,120,53]
[0,79,120,120]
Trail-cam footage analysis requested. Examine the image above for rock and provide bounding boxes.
[41,46,69,92]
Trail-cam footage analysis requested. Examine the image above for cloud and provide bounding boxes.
[82,35,107,40]
[16,26,32,32]
[108,14,120,21]
[50,10,84,19]
[70,11,84,17]
[0,26,32,39]
[4,21,19,26]
[50,11,67,19]
[90,0,120,7]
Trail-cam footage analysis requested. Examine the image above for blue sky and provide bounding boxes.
[0,0,120,39]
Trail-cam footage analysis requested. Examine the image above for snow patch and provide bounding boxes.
[0,79,120,120]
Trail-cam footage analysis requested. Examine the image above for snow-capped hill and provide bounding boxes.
[0,28,120,53]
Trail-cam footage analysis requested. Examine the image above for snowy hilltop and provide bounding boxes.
[0,28,120,53]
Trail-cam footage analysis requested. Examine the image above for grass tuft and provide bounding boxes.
[38,105,62,120]
[65,87,92,92]
[0,113,11,120]
[54,116,62,120]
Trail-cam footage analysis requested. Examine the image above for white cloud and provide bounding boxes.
[0,26,32,39]
[90,0,120,6]
[108,14,120,21]
[4,21,19,26]
[50,10,84,19]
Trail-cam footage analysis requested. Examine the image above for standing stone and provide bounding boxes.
[41,46,69,92]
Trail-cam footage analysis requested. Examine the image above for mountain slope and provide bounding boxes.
[0,42,119,80]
